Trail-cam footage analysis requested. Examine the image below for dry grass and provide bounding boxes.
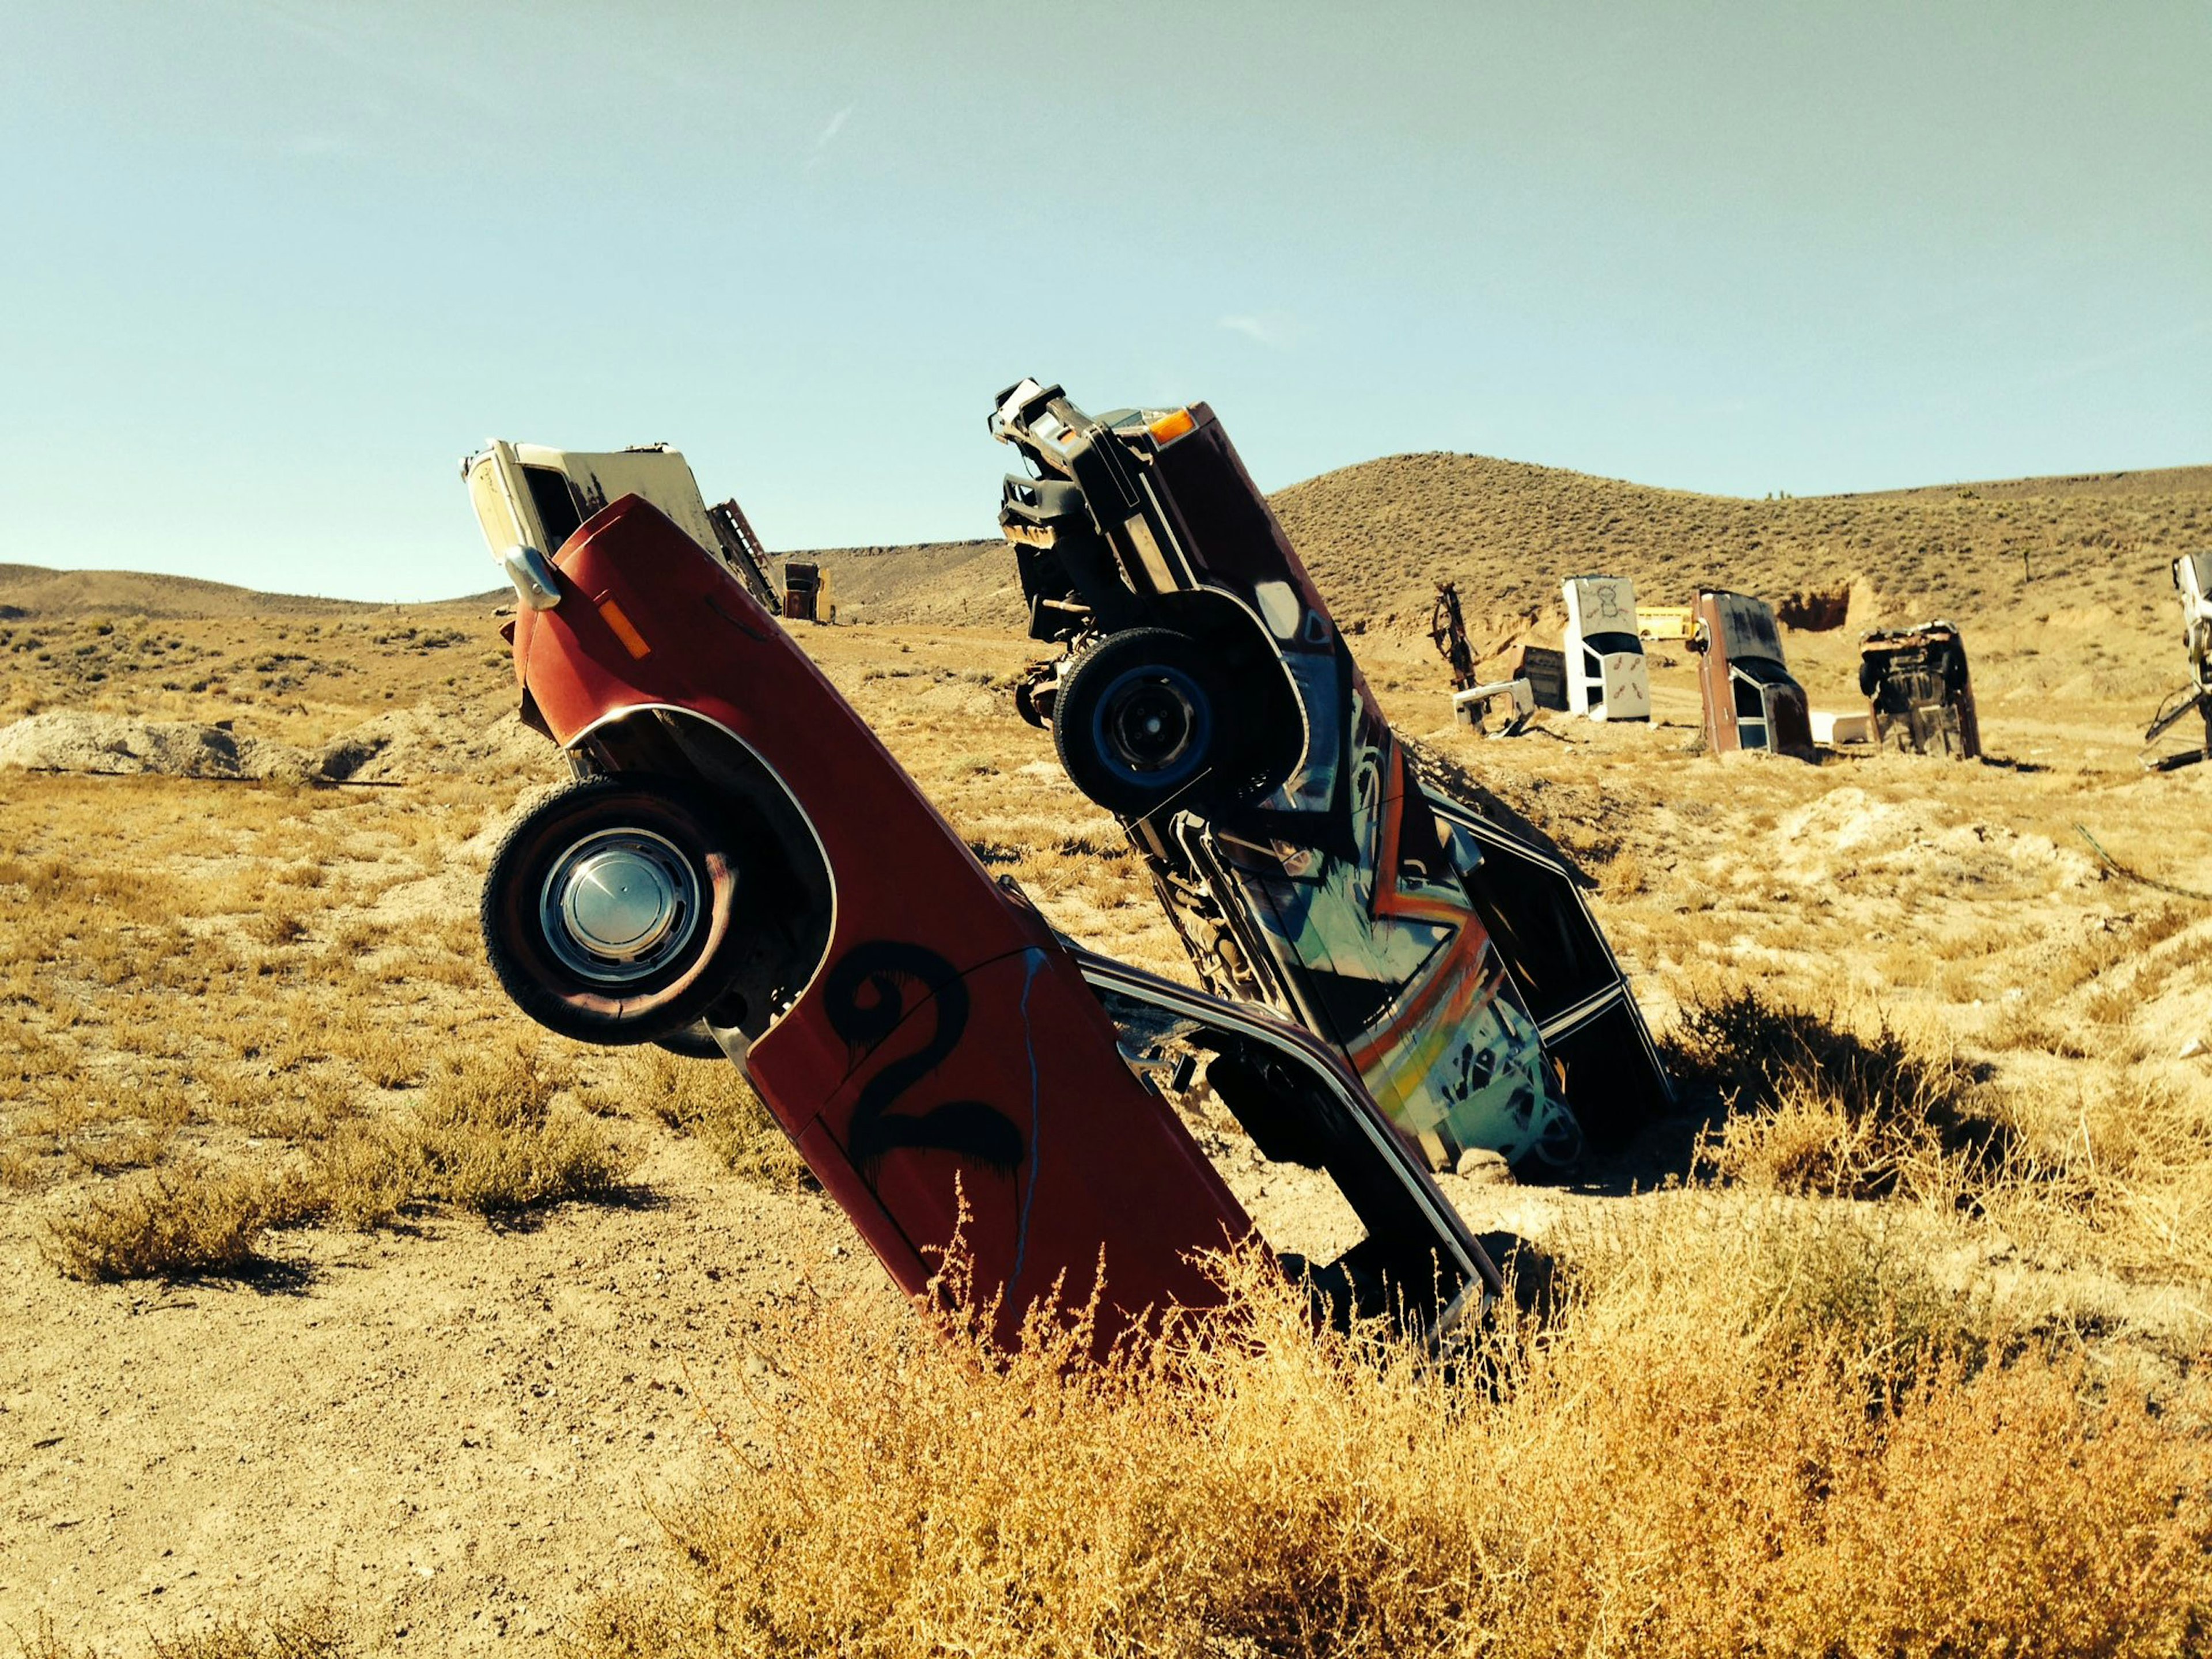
[318,1044,631,1224]
[20,1606,351,1658]
[606,1046,810,1191]
[585,1228,2209,1658]
[1673,982,2001,1201]
[40,1161,304,1282]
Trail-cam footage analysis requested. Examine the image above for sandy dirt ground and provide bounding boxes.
[3,1135,885,1653]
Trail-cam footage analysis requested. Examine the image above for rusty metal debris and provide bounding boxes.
[782,560,835,623]
[1858,622,1980,759]
[1430,582,1477,692]
[1512,644,1570,712]
[707,497,782,615]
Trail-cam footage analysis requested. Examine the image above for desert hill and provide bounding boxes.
[798,457,2212,644]
[9,454,2205,649]
[1269,454,2212,631]
[0,563,373,619]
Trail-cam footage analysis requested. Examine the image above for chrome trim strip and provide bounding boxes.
[1535,983,1627,1042]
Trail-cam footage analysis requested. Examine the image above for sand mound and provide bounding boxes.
[1773,784,2097,891]
[0,711,316,782]
[0,705,554,787]
[316,706,551,784]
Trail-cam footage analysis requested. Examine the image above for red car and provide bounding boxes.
[473,494,1501,1352]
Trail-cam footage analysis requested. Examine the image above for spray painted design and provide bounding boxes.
[1205,683,1569,1165]
[987,380,1596,1167]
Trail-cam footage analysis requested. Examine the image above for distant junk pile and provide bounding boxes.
[1434,574,1989,764]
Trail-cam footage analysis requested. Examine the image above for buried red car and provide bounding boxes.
[469,491,1500,1351]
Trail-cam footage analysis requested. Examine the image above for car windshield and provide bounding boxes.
[1583,631,1641,658]
[1732,656,1795,686]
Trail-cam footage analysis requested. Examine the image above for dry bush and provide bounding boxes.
[325,1044,628,1220]
[1,1142,46,1191]
[22,1605,351,1658]
[1674,982,2000,1200]
[324,1007,419,1089]
[586,1221,2209,1659]
[41,1160,304,1282]
[307,1119,418,1231]
[1988,1001,2097,1057]
[613,1047,809,1191]
[1979,1075,2212,1284]
[2059,906,2194,993]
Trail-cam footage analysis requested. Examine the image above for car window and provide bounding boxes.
[522,466,583,553]
[1582,630,1641,658]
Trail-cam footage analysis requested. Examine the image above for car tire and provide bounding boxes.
[1053,627,1232,817]
[481,775,742,1046]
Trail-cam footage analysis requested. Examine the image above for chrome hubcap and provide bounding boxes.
[540,829,703,985]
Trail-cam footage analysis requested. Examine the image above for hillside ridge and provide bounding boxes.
[5,454,2204,630]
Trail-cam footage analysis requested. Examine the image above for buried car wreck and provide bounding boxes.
[463,484,1502,1352]
[989,380,1672,1173]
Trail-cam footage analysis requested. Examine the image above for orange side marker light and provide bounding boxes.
[1146,407,1196,446]
[596,596,652,659]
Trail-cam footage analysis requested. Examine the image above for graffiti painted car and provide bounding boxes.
[990,380,1671,1173]
[468,491,1501,1351]
[1562,575,1650,722]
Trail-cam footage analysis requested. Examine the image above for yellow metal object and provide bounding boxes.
[1638,604,1695,642]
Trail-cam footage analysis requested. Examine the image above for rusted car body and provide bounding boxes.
[990,380,1671,1172]
[469,493,1499,1351]
[1690,589,1816,760]
[1858,622,1980,759]
[782,560,834,623]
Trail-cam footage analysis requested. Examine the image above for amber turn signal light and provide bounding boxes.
[1146,408,1196,446]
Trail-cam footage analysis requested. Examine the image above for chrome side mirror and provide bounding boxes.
[502,545,562,610]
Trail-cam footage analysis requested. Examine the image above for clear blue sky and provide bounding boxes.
[3,1,2205,601]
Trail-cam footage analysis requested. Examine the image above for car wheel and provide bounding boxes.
[1053,627,1229,817]
[481,775,741,1045]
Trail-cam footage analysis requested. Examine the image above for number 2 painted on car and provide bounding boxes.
[822,940,1025,1179]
